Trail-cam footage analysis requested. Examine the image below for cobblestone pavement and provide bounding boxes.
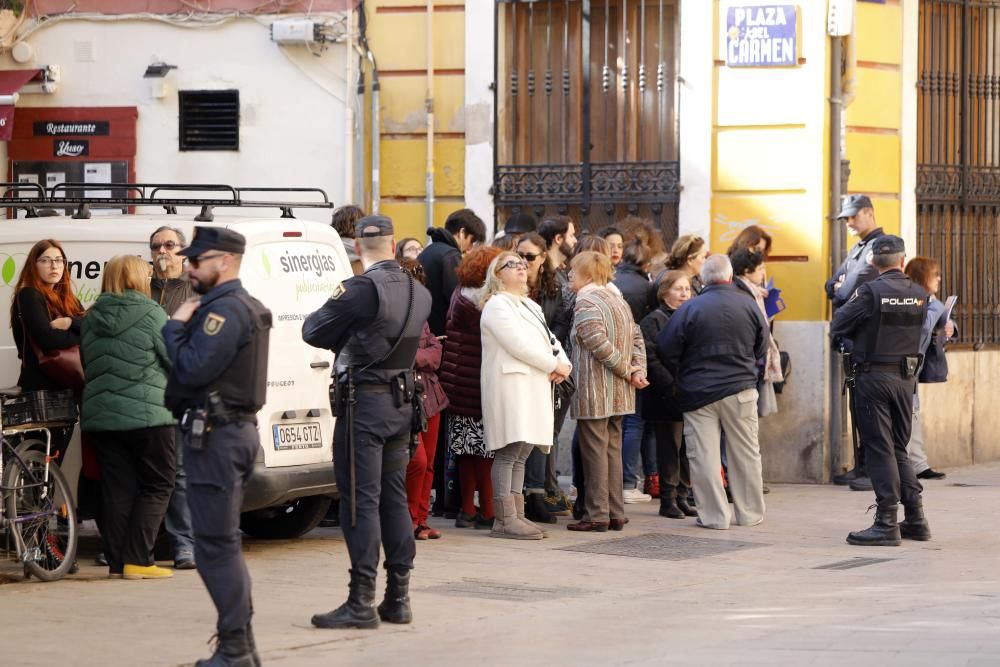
[2,462,999,666]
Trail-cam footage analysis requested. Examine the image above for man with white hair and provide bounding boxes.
[656,254,770,529]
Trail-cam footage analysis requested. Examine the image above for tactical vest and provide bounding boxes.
[336,261,432,384]
[850,272,926,364]
[166,290,272,413]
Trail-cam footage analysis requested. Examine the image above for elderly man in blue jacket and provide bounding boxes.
[656,254,769,529]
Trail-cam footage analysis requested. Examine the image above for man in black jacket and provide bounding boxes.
[149,225,197,572]
[657,254,769,530]
[417,209,486,336]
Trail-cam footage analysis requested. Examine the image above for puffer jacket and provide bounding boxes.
[438,287,484,417]
[80,290,175,432]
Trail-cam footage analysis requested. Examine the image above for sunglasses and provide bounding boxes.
[518,251,542,262]
[150,241,181,252]
[188,252,228,268]
[500,260,528,272]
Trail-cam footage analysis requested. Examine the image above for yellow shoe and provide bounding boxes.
[123,564,174,580]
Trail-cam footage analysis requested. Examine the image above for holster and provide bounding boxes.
[329,381,341,418]
[902,355,922,379]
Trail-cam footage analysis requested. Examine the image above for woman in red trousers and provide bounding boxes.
[400,260,450,539]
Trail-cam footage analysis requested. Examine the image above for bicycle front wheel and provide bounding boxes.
[3,449,78,581]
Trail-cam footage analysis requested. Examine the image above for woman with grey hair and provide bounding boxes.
[480,251,571,539]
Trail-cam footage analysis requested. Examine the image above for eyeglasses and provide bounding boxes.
[150,241,181,252]
[36,257,66,267]
[500,260,528,272]
[518,252,542,262]
[188,252,228,268]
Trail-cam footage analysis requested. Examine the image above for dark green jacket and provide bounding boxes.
[81,290,174,432]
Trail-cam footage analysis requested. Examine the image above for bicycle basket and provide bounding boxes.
[3,389,78,426]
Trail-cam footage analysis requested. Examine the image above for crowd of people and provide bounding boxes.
[5,196,956,582]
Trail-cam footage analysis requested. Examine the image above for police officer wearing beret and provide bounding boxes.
[826,194,886,489]
[302,214,431,630]
[164,227,271,667]
[830,235,931,547]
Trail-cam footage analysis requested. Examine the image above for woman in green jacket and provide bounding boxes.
[81,255,176,580]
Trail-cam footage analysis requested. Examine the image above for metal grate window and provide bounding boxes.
[179,90,240,151]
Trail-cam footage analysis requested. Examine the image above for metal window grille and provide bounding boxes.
[179,90,240,152]
[917,0,1000,346]
[494,0,680,242]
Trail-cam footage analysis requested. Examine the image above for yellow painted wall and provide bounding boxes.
[711,1,827,321]
[363,3,467,241]
[844,1,903,237]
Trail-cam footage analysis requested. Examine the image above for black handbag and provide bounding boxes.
[918,330,949,383]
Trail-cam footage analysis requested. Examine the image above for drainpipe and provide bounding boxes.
[372,64,381,213]
[425,0,435,231]
[828,35,844,479]
[344,8,356,206]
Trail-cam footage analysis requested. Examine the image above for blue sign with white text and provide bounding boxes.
[726,5,798,67]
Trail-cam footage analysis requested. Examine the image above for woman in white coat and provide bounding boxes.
[480,251,572,540]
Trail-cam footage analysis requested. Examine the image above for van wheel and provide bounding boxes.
[239,496,332,539]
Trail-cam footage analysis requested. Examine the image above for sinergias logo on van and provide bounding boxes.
[278,249,339,277]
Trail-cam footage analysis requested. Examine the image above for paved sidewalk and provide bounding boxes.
[2,463,1000,666]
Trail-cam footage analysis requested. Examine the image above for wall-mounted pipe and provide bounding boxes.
[425,0,435,230]
[828,35,844,479]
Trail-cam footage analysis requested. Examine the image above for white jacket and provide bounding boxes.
[480,292,570,452]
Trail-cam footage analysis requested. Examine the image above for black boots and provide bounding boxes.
[311,570,379,629]
[847,505,902,546]
[675,495,697,517]
[659,498,684,519]
[376,568,413,624]
[524,493,558,524]
[833,466,866,486]
[899,503,932,541]
[246,622,261,667]
[195,628,256,667]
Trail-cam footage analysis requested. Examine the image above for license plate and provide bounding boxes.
[272,422,323,450]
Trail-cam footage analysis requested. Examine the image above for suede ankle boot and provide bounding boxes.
[195,628,255,667]
[899,503,931,541]
[311,570,380,629]
[490,496,543,540]
[847,505,902,546]
[377,568,413,624]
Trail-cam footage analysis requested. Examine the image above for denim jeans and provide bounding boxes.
[165,426,195,559]
[641,421,658,476]
[621,413,644,489]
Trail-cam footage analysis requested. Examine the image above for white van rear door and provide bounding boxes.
[234,221,350,469]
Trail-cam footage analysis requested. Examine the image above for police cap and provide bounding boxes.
[871,234,906,256]
[355,215,394,238]
[837,194,874,219]
[178,226,247,257]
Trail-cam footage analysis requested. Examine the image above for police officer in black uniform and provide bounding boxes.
[164,227,271,667]
[830,235,931,547]
[826,194,886,489]
[302,214,431,630]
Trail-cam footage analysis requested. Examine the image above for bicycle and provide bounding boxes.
[0,387,79,581]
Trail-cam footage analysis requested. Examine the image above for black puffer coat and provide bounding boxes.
[438,289,484,418]
[638,305,682,422]
[613,261,652,324]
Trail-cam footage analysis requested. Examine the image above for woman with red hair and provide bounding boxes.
[11,239,85,393]
[10,239,86,476]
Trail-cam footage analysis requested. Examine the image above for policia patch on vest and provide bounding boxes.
[203,312,227,336]
[330,283,346,300]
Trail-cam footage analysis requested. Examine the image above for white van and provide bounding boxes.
[0,190,351,538]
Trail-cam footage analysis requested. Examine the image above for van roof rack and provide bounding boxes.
[1,182,334,220]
